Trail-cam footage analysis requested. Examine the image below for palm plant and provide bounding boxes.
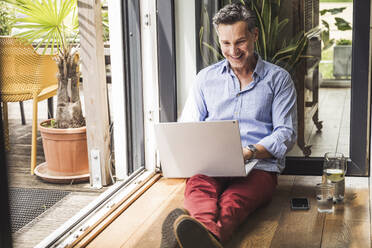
[0,1,15,35]
[6,0,84,128]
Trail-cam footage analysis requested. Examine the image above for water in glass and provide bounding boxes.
[323,152,347,202]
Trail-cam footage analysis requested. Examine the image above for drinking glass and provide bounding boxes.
[316,183,334,213]
[323,152,347,202]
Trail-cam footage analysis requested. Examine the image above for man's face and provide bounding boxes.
[217,21,258,71]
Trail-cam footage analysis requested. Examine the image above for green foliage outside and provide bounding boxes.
[320,63,333,79]
[322,48,333,61]
[320,7,352,52]
[101,0,110,42]
[5,0,79,54]
[5,0,109,51]
[102,9,109,41]
[336,39,352,45]
[0,1,15,35]
[319,49,333,79]
[320,5,352,79]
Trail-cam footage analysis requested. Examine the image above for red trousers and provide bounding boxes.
[184,169,277,243]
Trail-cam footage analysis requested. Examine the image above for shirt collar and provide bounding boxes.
[220,53,266,80]
[220,59,229,74]
[253,54,265,80]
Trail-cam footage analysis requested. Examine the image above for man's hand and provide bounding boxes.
[243,147,253,161]
[243,144,273,161]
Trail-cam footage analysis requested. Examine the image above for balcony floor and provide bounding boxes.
[288,86,350,157]
[5,100,105,247]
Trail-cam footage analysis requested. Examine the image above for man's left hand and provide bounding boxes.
[242,144,273,161]
[243,147,253,161]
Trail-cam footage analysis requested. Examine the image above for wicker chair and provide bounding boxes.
[0,36,58,174]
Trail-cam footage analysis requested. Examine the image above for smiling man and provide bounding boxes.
[160,3,297,248]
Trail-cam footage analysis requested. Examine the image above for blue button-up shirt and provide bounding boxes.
[179,55,297,173]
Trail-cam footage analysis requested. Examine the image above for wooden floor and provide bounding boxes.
[78,175,371,248]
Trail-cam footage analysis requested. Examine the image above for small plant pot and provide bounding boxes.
[333,45,352,78]
[35,119,89,183]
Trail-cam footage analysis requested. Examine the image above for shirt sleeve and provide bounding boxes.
[257,72,297,159]
[178,72,208,122]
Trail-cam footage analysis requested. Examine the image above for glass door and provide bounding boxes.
[194,0,370,176]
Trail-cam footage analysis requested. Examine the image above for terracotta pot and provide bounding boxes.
[38,119,89,177]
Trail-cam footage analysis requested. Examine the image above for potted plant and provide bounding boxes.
[7,0,89,182]
[333,39,352,78]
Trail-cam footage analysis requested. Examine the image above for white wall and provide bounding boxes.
[174,0,197,119]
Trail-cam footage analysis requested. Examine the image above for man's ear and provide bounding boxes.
[253,27,259,42]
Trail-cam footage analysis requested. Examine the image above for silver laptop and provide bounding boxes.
[154,120,257,178]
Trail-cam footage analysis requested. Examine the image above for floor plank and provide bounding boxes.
[86,178,185,248]
[321,219,370,248]
[122,182,185,248]
[321,177,370,248]
[225,176,295,248]
[326,177,370,221]
[270,176,325,248]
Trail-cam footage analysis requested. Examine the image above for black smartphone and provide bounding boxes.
[290,198,310,210]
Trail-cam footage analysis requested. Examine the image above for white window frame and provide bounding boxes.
[140,0,160,173]
[110,0,128,180]
[111,0,159,179]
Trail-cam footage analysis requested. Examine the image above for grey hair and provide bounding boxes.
[212,3,257,32]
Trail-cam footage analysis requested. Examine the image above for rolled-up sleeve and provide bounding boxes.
[179,73,208,122]
[257,73,297,159]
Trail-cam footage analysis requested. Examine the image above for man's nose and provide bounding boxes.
[230,45,239,55]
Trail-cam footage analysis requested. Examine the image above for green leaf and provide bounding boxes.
[322,20,330,30]
[7,0,78,56]
[252,2,267,60]
[277,18,288,35]
[334,17,352,31]
[202,41,224,61]
[320,7,346,16]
